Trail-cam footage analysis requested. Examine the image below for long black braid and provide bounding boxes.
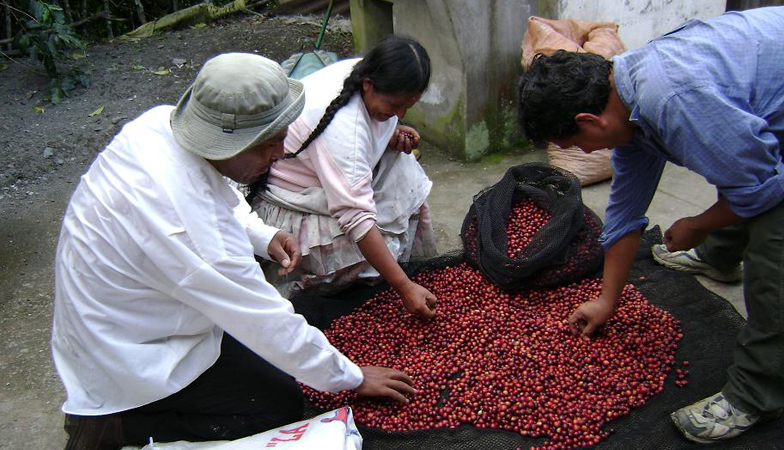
[245,35,431,204]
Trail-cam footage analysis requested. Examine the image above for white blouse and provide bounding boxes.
[267,59,400,242]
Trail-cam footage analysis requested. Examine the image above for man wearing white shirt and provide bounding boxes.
[52,53,416,450]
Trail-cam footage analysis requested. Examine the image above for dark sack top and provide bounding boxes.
[461,162,602,291]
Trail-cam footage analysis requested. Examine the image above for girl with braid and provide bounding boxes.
[246,35,438,319]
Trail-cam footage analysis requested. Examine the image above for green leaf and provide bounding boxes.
[191,23,207,29]
[51,86,62,105]
[52,8,65,25]
[72,53,86,60]
[34,106,46,113]
[73,70,90,88]
[41,7,51,25]
[88,106,104,117]
[153,69,170,76]
[31,1,44,21]
[61,77,76,91]
[131,65,145,70]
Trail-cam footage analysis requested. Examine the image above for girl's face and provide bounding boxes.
[361,79,421,122]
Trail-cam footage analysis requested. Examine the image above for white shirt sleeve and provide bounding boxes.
[173,255,364,393]
[168,163,365,393]
[228,184,280,261]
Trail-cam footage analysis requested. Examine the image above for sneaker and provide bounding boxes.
[671,392,760,443]
[651,244,742,283]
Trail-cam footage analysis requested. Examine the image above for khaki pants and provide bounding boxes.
[696,200,784,414]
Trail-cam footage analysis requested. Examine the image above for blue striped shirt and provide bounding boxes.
[601,7,784,249]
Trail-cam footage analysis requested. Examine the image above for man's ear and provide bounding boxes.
[574,113,605,131]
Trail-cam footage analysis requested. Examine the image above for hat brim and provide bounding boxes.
[170,77,305,161]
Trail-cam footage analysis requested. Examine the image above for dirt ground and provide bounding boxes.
[0,12,359,449]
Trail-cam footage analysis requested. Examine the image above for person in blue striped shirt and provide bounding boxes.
[518,7,784,444]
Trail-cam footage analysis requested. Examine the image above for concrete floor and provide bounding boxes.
[420,145,746,318]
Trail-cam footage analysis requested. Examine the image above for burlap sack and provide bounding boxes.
[521,16,626,186]
[547,143,614,187]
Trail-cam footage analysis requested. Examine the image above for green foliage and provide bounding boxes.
[14,0,89,104]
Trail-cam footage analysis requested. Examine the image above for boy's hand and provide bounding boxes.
[568,296,616,339]
[663,217,709,252]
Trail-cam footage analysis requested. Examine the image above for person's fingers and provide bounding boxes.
[417,303,435,320]
[567,311,582,336]
[268,244,286,264]
[271,239,301,275]
[284,240,301,264]
[426,293,437,310]
[387,369,414,386]
[288,247,302,270]
[581,320,598,338]
[387,379,418,397]
[401,136,412,154]
[381,386,409,404]
[663,230,674,251]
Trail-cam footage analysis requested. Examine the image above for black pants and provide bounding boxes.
[120,333,304,445]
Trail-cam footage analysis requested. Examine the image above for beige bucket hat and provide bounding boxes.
[171,53,305,160]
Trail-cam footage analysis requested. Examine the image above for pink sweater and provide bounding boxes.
[268,59,398,242]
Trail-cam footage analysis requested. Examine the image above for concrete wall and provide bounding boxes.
[350,0,728,161]
[552,0,726,49]
[396,0,532,161]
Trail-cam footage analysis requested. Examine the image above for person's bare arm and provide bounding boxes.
[357,226,436,319]
[568,229,641,338]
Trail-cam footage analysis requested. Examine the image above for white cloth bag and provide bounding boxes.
[132,407,362,450]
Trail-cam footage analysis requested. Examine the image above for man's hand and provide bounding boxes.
[268,231,302,275]
[355,366,417,403]
[398,280,437,320]
[388,125,420,154]
[663,217,709,252]
[568,296,616,339]
[665,197,742,251]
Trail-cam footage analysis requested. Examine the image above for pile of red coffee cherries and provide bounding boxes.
[506,198,553,258]
[463,216,479,262]
[674,360,690,387]
[528,210,603,287]
[303,264,683,450]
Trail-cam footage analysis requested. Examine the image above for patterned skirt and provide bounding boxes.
[254,151,437,296]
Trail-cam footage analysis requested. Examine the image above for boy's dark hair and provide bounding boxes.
[245,35,431,204]
[517,50,612,147]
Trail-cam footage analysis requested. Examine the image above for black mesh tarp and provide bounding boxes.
[289,227,784,449]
